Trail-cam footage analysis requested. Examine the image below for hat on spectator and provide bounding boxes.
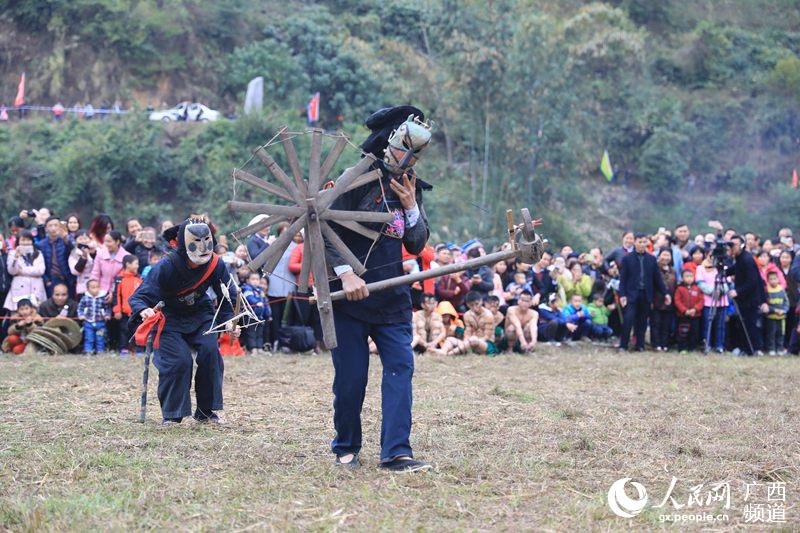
[435,300,458,319]
[248,214,269,227]
[462,239,483,255]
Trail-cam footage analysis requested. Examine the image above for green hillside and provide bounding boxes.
[1,0,799,248]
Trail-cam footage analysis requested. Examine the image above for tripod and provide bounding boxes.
[703,259,754,355]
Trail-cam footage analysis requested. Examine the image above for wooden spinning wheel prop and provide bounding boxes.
[228,127,390,349]
[228,127,546,350]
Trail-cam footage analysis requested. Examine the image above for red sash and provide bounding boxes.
[134,254,220,348]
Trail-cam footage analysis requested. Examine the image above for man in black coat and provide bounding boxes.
[325,106,433,472]
[618,233,669,351]
[728,235,768,355]
[38,282,78,318]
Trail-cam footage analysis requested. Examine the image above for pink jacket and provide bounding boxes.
[694,264,729,308]
[759,262,786,290]
[89,246,127,294]
[4,251,47,310]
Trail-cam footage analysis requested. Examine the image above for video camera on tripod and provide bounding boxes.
[703,220,754,354]
[707,221,732,270]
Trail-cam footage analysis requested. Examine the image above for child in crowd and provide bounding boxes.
[436,300,465,355]
[3,299,43,354]
[504,271,532,306]
[78,279,111,354]
[561,293,592,341]
[674,267,704,352]
[242,271,269,352]
[504,290,539,353]
[462,291,498,355]
[411,293,446,354]
[112,255,142,356]
[695,252,728,353]
[140,249,164,279]
[651,249,677,351]
[536,293,568,345]
[484,295,506,349]
[587,292,613,340]
[765,270,789,355]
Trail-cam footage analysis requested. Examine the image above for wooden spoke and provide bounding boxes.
[254,146,304,204]
[320,221,366,275]
[306,210,338,349]
[345,169,382,192]
[317,155,376,210]
[307,129,323,195]
[328,219,381,241]
[322,209,394,224]
[319,136,348,183]
[230,214,287,241]
[279,131,307,197]
[232,168,294,202]
[247,214,307,273]
[227,201,305,218]
[298,222,311,293]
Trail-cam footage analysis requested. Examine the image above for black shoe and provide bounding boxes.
[193,410,225,425]
[379,456,433,473]
[335,454,361,468]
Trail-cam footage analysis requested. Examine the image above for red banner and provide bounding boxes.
[307,92,320,125]
[14,73,25,107]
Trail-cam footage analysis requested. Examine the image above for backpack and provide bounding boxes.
[278,294,316,352]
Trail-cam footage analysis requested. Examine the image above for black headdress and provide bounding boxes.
[360,105,426,160]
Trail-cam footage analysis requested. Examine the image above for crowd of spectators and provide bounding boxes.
[0,208,798,358]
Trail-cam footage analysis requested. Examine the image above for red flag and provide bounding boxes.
[307,92,320,125]
[793,169,798,189]
[13,73,25,107]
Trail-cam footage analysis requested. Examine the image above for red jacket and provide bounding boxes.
[674,283,704,318]
[288,243,312,286]
[113,270,143,315]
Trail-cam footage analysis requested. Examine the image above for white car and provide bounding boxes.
[148,102,221,122]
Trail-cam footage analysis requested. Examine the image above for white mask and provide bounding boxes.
[184,223,213,265]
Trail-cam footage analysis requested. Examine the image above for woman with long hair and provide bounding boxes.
[88,214,114,247]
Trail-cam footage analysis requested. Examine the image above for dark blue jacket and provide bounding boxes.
[247,235,270,264]
[37,237,74,291]
[791,253,800,285]
[537,305,566,326]
[326,164,431,324]
[128,253,235,333]
[732,250,767,310]
[619,251,666,304]
[242,282,270,321]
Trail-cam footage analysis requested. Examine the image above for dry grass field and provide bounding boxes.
[1,347,798,531]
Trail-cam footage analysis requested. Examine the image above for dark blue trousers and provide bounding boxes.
[154,320,224,420]
[330,312,414,462]
[620,293,650,350]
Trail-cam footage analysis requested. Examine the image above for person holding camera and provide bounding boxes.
[4,231,47,312]
[728,234,768,355]
[69,230,97,299]
[37,216,74,299]
[18,208,51,243]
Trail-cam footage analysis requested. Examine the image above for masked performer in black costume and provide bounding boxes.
[129,216,239,425]
[326,106,434,471]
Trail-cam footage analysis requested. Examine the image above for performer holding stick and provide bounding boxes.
[129,216,239,425]
[325,106,433,472]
